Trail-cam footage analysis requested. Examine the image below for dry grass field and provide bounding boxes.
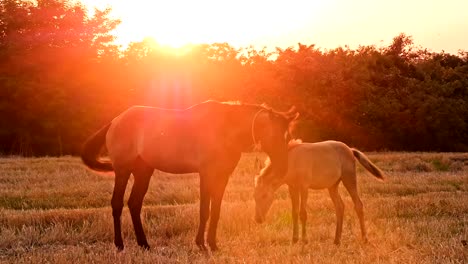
[0,152,467,263]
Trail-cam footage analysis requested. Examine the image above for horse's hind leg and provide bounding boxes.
[111,169,131,250]
[299,188,308,243]
[328,182,344,245]
[342,174,368,243]
[128,158,154,249]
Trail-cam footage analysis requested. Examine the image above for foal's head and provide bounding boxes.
[252,106,298,179]
[254,139,302,223]
[253,158,283,223]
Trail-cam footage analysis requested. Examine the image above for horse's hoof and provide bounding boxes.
[139,243,151,250]
[292,237,299,244]
[302,239,309,244]
[209,243,219,251]
[198,244,207,251]
[115,242,124,251]
[334,240,341,246]
[196,240,207,251]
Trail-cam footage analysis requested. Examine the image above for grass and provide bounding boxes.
[0,152,467,263]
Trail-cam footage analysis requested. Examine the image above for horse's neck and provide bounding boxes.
[223,105,260,151]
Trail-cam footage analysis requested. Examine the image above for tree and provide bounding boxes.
[0,0,120,155]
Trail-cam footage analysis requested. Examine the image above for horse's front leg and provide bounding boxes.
[195,175,211,250]
[206,174,230,251]
[199,153,240,251]
[288,185,300,243]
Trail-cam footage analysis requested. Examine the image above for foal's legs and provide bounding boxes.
[111,170,131,250]
[342,175,368,242]
[328,182,344,245]
[299,188,308,243]
[128,159,154,249]
[288,185,300,243]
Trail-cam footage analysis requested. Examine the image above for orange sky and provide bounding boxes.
[81,0,468,54]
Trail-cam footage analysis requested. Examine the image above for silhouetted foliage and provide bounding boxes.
[0,0,121,155]
[0,1,467,155]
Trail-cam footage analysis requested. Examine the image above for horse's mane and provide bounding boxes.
[205,100,273,112]
[288,138,303,149]
[224,101,273,111]
[260,103,273,111]
[257,157,273,183]
[221,100,242,105]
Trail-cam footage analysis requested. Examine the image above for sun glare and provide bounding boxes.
[113,1,199,48]
[80,0,321,49]
[80,0,468,54]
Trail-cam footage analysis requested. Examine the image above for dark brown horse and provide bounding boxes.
[81,100,297,251]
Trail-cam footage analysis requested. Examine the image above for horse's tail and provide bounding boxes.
[351,149,385,181]
[81,123,114,172]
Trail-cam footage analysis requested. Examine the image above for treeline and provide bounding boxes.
[1,0,467,155]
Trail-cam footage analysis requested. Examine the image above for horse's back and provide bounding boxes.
[106,104,223,173]
[287,141,354,189]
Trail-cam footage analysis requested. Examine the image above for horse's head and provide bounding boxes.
[252,105,297,223]
[252,106,298,179]
[253,160,283,223]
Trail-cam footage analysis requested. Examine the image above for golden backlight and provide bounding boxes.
[81,0,468,54]
[80,0,322,49]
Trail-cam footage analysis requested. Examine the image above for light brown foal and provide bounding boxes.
[254,140,385,245]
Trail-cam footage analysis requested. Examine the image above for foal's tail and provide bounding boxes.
[81,123,114,172]
[351,149,385,181]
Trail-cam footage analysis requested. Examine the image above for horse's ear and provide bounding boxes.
[286,106,297,115]
[287,112,300,122]
[283,106,298,122]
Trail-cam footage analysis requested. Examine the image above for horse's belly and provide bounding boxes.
[140,146,200,174]
[140,140,200,173]
[149,159,198,174]
[306,175,340,189]
[292,164,341,190]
